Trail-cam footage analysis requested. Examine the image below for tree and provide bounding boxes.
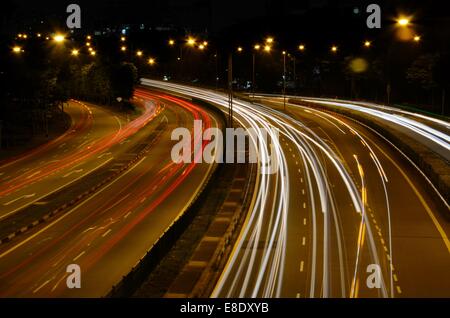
[111,62,138,101]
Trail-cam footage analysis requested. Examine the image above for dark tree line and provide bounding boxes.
[0,40,138,148]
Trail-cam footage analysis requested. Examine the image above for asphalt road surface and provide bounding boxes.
[141,80,450,298]
[0,91,220,297]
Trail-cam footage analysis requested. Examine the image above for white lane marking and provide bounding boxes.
[296,293,301,298]
[3,193,36,206]
[62,169,84,178]
[124,211,132,219]
[102,229,112,238]
[303,218,307,225]
[33,279,51,294]
[0,156,146,259]
[302,237,306,246]
[0,158,113,221]
[393,274,398,282]
[82,226,97,234]
[97,152,112,159]
[303,202,306,209]
[51,274,68,292]
[26,171,41,179]
[396,286,402,294]
[302,189,305,195]
[73,251,86,261]
[300,261,304,272]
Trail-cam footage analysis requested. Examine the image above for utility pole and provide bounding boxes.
[283,51,287,111]
[252,52,256,100]
[228,52,233,127]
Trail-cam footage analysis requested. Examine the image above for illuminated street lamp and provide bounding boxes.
[169,39,175,46]
[364,40,371,47]
[86,42,91,47]
[22,34,28,39]
[254,44,261,50]
[71,49,79,56]
[397,17,410,27]
[86,35,92,40]
[121,46,127,51]
[120,36,126,42]
[136,50,143,57]
[266,37,274,44]
[298,44,305,51]
[53,34,65,43]
[198,44,205,50]
[331,45,338,53]
[90,51,96,56]
[202,41,208,47]
[12,46,22,54]
[148,58,155,65]
[237,47,243,52]
[264,45,271,52]
[413,35,421,42]
[37,33,42,38]
[187,37,196,46]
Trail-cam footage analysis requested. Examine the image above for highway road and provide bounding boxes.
[0,100,130,220]
[141,79,450,298]
[0,90,221,297]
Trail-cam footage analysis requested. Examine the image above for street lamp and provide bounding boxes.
[298,44,305,51]
[282,51,287,111]
[86,35,92,40]
[148,58,155,65]
[53,34,65,43]
[397,18,410,27]
[120,36,126,42]
[187,37,196,46]
[12,46,22,54]
[251,43,270,98]
[266,37,274,44]
[364,40,371,47]
[198,44,205,50]
[331,45,338,53]
[71,49,79,56]
[121,46,127,51]
[413,35,421,42]
[136,50,143,57]
[237,47,243,52]
[169,39,175,46]
[90,50,96,56]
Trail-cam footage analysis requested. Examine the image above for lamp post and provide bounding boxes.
[282,51,287,111]
[252,44,261,99]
